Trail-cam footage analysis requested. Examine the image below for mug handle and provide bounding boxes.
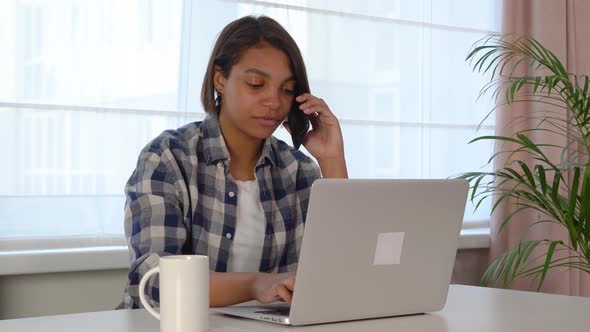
[139,267,161,320]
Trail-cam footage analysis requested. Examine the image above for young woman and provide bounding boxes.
[118,15,347,309]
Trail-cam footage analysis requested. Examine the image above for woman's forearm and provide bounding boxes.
[318,156,348,179]
[209,271,258,307]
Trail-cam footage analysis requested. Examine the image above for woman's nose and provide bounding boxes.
[262,88,281,110]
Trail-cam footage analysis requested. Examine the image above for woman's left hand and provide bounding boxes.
[287,93,345,162]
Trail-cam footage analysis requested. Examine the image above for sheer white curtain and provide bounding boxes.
[0,0,500,252]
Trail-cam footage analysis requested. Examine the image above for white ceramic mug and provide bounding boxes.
[139,255,209,332]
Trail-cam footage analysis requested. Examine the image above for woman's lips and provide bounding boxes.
[255,117,281,127]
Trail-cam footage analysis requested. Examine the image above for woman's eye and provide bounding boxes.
[282,88,295,95]
[247,82,263,88]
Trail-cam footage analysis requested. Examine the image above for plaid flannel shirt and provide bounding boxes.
[117,114,321,309]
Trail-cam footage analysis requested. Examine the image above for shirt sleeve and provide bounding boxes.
[119,142,190,309]
[279,156,321,273]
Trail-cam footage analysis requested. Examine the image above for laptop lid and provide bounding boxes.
[288,179,468,325]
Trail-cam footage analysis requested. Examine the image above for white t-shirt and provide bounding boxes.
[227,180,266,272]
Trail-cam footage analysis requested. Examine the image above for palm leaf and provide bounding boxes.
[464,34,590,290]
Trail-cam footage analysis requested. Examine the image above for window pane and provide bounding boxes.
[0,0,183,110]
[1,0,500,248]
[0,107,201,239]
[255,0,500,31]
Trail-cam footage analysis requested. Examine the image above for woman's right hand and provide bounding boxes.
[252,272,296,304]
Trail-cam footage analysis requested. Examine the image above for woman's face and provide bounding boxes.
[214,42,296,141]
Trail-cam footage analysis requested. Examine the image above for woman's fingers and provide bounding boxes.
[295,93,312,103]
[283,275,296,291]
[299,100,327,113]
[294,93,339,135]
[298,98,335,120]
[275,284,293,304]
[297,93,322,106]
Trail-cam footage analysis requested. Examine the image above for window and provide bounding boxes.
[0,0,499,254]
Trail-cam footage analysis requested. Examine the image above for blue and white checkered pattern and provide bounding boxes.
[117,114,321,309]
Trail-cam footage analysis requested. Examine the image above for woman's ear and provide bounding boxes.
[213,66,226,95]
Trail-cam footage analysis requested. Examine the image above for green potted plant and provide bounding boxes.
[461,35,590,290]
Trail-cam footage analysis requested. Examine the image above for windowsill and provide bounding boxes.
[458,228,490,250]
[0,246,129,276]
[0,229,490,276]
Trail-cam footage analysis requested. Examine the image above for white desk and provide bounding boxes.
[1,285,589,331]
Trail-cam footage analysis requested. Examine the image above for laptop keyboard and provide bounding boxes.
[254,308,290,317]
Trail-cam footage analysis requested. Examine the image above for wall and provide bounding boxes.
[0,269,127,319]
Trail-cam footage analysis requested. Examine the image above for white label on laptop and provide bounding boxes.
[373,232,405,265]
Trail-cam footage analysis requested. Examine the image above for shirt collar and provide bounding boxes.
[201,114,277,168]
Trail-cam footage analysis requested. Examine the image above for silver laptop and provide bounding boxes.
[212,179,468,326]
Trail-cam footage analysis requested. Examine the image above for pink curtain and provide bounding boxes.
[493,0,590,296]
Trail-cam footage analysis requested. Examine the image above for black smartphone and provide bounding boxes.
[287,101,310,150]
